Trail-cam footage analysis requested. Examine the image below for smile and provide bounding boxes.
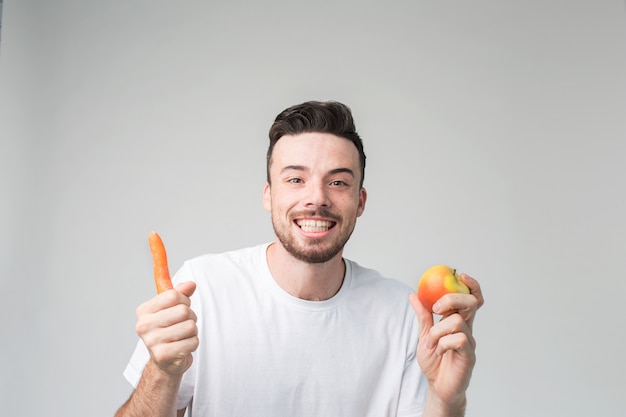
[295,219,336,233]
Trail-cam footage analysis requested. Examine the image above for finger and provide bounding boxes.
[434,274,483,328]
[137,283,195,316]
[159,319,199,344]
[409,293,436,349]
[435,292,479,327]
[139,314,198,348]
[175,281,196,298]
[151,303,198,329]
[428,313,476,350]
[434,331,476,360]
[150,337,199,370]
[135,298,197,338]
[461,273,484,328]
[460,273,484,309]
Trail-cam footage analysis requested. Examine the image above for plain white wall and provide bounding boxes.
[1,1,625,416]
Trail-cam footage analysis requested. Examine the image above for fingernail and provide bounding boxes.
[432,302,441,314]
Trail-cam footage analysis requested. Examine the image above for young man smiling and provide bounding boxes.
[116,101,484,417]
[263,130,367,301]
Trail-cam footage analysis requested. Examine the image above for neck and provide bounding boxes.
[266,242,346,301]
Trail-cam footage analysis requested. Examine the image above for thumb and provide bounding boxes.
[175,281,197,298]
[409,292,434,341]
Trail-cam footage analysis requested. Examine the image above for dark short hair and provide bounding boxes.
[267,101,366,187]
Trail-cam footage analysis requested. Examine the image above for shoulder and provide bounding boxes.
[346,259,415,311]
[173,244,272,311]
[172,243,269,286]
[181,243,267,273]
[344,260,419,344]
[348,259,413,295]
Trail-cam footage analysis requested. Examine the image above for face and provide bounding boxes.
[263,132,367,264]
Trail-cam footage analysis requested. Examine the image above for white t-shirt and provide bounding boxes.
[124,243,427,416]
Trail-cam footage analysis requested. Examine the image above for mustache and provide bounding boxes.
[291,208,341,222]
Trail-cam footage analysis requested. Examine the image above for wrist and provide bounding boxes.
[424,389,467,417]
[116,360,183,417]
[145,359,185,387]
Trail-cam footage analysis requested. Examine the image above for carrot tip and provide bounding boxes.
[148,231,173,294]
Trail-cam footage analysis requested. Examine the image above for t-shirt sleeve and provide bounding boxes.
[122,338,195,410]
[396,308,428,417]
[122,339,150,388]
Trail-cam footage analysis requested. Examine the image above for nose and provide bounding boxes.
[305,182,330,208]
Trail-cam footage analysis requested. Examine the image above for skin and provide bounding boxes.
[115,131,484,417]
[412,274,484,416]
[115,282,198,417]
[263,132,367,301]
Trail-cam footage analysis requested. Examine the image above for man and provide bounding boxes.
[115,101,484,417]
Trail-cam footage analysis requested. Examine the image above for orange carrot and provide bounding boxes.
[148,231,173,294]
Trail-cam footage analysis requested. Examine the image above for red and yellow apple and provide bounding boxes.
[417,265,470,313]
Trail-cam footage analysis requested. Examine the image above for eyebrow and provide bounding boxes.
[280,165,355,178]
[280,165,307,174]
[328,168,355,178]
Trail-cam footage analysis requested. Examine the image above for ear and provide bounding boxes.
[262,182,272,212]
[356,187,367,217]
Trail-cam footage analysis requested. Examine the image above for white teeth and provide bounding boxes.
[297,219,333,232]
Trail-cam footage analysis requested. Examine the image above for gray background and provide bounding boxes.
[1,1,625,416]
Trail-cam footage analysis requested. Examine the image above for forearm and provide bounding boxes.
[422,389,466,417]
[115,360,183,417]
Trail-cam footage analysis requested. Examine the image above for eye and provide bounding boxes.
[288,177,303,184]
[330,180,349,186]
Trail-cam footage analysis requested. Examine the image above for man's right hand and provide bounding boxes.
[135,281,199,376]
